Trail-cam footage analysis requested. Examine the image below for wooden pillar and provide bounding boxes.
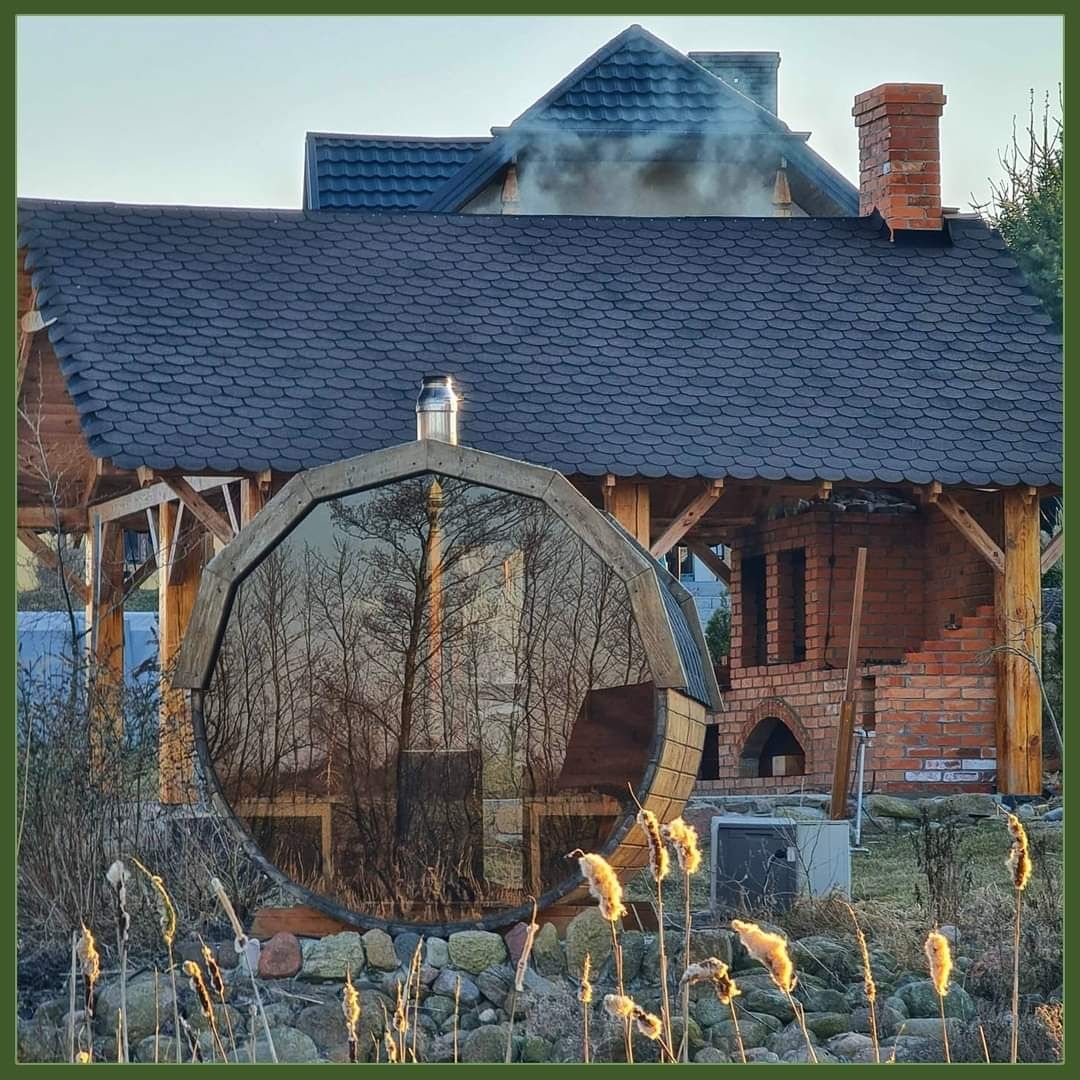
[85,514,125,760]
[608,480,651,547]
[997,489,1042,794]
[240,473,267,525]
[159,502,207,804]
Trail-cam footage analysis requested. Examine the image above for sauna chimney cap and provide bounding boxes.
[416,374,459,445]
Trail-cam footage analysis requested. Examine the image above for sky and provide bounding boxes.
[17,14,1062,211]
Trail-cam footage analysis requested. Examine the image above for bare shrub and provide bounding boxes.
[910,810,974,926]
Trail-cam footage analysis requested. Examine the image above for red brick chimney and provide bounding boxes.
[852,83,946,233]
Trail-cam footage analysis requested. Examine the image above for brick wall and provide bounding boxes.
[698,503,999,796]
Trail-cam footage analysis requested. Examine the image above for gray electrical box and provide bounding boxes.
[710,816,851,913]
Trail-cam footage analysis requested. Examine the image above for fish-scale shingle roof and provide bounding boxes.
[305,135,491,210]
[18,200,1061,486]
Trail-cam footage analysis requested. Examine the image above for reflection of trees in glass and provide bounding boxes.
[205,475,652,919]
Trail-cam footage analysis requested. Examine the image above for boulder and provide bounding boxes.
[790,935,861,982]
[521,1034,552,1062]
[826,1031,876,1062]
[865,794,923,820]
[742,987,794,1021]
[96,972,177,1042]
[432,969,480,1005]
[801,986,849,1013]
[803,1012,852,1039]
[503,922,531,965]
[768,1020,820,1056]
[686,927,734,966]
[531,923,565,977]
[423,994,456,1027]
[17,1015,64,1062]
[926,792,999,820]
[895,979,976,1020]
[393,932,423,967]
[899,1016,963,1041]
[424,937,450,968]
[301,932,366,981]
[782,1045,839,1063]
[448,931,506,975]
[361,929,398,972]
[744,1047,781,1062]
[233,1026,319,1063]
[565,907,613,977]
[476,964,514,1008]
[258,932,302,979]
[694,1045,730,1063]
[133,1035,182,1063]
[620,929,645,983]
[462,1024,509,1063]
[295,1003,349,1057]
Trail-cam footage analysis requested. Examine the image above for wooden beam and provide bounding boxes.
[92,475,241,525]
[935,493,1005,575]
[650,481,724,558]
[18,506,87,529]
[17,528,89,602]
[123,552,158,599]
[686,540,731,586]
[240,476,265,525]
[1041,529,1063,574]
[160,477,234,545]
[608,479,651,547]
[159,501,206,804]
[830,546,867,820]
[998,490,1042,795]
[85,516,126,760]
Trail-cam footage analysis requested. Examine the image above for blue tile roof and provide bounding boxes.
[18,201,1060,487]
[305,135,491,210]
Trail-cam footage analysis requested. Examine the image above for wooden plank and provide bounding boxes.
[609,479,651,547]
[830,546,867,820]
[159,502,207,804]
[650,481,723,558]
[86,516,126,770]
[93,475,240,524]
[1041,529,1063,574]
[998,490,1042,795]
[240,477,265,525]
[123,552,158,598]
[17,528,89,602]
[935,493,1005,575]
[17,506,86,529]
[686,540,731,585]
[162,476,235,545]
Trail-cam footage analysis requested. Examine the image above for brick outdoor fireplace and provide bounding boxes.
[699,490,1000,795]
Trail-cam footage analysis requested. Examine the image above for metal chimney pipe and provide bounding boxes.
[415,375,459,445]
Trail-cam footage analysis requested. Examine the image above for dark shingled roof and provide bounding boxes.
[305,135,491,211]
[18,200,1061,486]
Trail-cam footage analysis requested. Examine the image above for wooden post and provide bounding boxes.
[158,501,207,804]
[829,546,867,820]
[85,514,126,763]
[240,474,267,525]
[998,490,1042,794]
[609,480,651,547]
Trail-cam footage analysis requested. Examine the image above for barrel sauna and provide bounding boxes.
[175,440,720,933]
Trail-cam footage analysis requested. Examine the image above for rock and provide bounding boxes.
[521,1034,552,1062]
[188,1002,241,1039]
[769,1020,820,1056]
[133,1034,182,1062]
[477,964,514,1008]
[97,972,177,1042]
[926,792,999,820]
[418,963,439,986]
[621,929,645,982]
[448,931,506,975]
[710,1012,780,1052]
[744,1047,780,1062]
[432,969,480,1005]
[671,1015,705,1054]
[801,987,848,1013]
[896,979,975,1020]
[393,932,423,967]
[691,993,728,1028]
[301,932,366,981]
[865,794,923,820]
[295,1003,348,1056]
[1044,806,1063,822]
[503,922,531,965]
[528,922,563,978]
[783,1046,838,1063]
[880,1034,937,1062]
[790,935,861,982]
[564,907,612,977]
[424,937,450,968]
[803,1012,852,1039]
[938,924,960,946]
[426,1032,456,1062]
[899,1017,963,1041]
[742,987,794,1021]
[17,1015,64,1062]
[233,1026,319,1063]
[776,805,827,821]
[258,932,302,979]
[462,1023,509,1063]
[827,1031,876,1062]
[423,994,456,1027]
[361,929,398,972]
[686,927,734,966]
[694,1045,730,1063]
[262,1002,296,1026]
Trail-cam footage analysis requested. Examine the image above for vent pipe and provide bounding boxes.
[416,375,459,444]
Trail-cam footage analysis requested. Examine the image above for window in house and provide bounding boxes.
[740,553,767,666]
[777,547,807,663]
[738,717,806,778]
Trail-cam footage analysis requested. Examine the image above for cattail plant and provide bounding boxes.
[682,958,745,1063]
[183,959,228,1061]
[76,922,100,1060]
[845,903,879,1063]
[68,931,78,1063]
[579,952,593,1063]
[210,874,278,1064]
[663,816,701,1061]
[1004,810,1033,1064]
[603,993,675,1063]
[200,938,236,1056]
[409,937,424,1062]
[106,860,131,1062]
[343,966,361,1063]
[179,1013,203,1063]
[632,793,673,1060]
[506,899,539,1063]
[924,929,953,1063]
[732,919,816,1062]
[131,857,182,1063]
[571,849,631,1060]
[452,974,461,1064]
[392,977,408,1063]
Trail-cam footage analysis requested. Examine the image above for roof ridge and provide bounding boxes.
[306,132,492,144]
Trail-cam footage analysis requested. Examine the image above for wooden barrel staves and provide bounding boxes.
[174,441,720,933]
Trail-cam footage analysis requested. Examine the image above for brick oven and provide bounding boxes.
[699,490,1001,796]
